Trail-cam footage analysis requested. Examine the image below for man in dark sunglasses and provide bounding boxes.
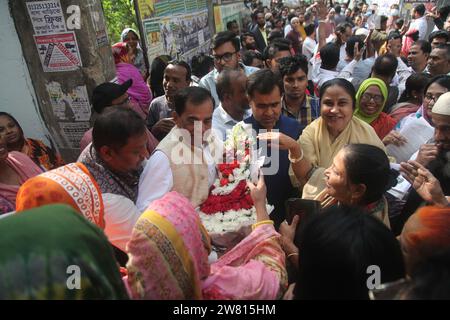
[199,31,259,109]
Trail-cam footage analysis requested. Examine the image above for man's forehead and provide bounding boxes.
[432,113,450,124]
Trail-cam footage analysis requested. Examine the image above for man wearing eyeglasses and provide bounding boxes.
[199,31,259,109]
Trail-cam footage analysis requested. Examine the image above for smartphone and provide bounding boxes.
[285,198,321,225]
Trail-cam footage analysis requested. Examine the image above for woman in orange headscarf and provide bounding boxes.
[15,162,104,229]
[400,206,450,275]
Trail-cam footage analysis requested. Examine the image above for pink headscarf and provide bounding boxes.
[126,192,286,300]
[112,42,152,118]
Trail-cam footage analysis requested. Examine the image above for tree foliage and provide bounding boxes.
[101,0,138,44]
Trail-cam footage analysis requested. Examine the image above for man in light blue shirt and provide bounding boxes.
[212,69,251,140]
[199,31,258,109]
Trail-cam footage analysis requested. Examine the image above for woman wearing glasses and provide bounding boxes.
[383,75,450,147]
[354,78,397,140]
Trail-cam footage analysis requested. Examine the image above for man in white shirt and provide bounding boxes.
[302,23,317,60]
[137,87,220,211]
[212,69,251,140]
[408,4,429,41]
[312,42,362,88]
[326,22,353,61]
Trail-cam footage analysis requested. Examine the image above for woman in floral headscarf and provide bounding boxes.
[15,162,105,228]
[126,175,288,300]
[120,28,146,78]
[112,42,152,119]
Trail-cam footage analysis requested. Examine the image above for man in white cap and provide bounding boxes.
[414,91,450,167]
[399,92,450,228]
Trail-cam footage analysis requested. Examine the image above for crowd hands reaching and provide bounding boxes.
[1,0,450,300]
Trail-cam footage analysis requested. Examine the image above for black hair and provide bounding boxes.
[414,4,426,17]
[174,86,214,115]
[92,108,146,152]
[319,78,356,109]
[287,13,296,23]
[216,69,246,102]
[342,144,398,204]
[372,53,398,81]
[274,17,283,26]
[379,15,388,24]
[319,43,340,70]
[345,36,364,58]
[241,50,263,67]
[246,69,282,98]
[335,22,353,34]
[334,5,341,14]
[429,30,450,43]
[304,23,315,37]
[212,31,240,52]
[278,55,308,78]
[149,55,171,98]
[413,40,432,55]
[294,205,405,300]
[388,31,402,41]
[434,43,450,61]
[167,59,192,82]
[398,73,431,103]
[267,30,284,43]
[395,18,404,28]
[439,5,450,21]
[262,38,291,60]
[424,75,450,95]
[226,20,238,31]
[190,54,214,79]
[401,249,450,299]
[240,32,254,46]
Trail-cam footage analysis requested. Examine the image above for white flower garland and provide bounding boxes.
[199,123,273,235]
[199,204,274,234]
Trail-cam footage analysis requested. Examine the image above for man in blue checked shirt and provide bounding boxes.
[278,55,320,133]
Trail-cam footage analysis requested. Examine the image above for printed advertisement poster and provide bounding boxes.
[138,1,212,63]
[26,0,67,35]
[144,20,163,62]
[138,0,156,20]
[214,2,245,32]
[87,0,109,48]
[59,122,91,149]
[34,32,82,72]
[46,82,91,122]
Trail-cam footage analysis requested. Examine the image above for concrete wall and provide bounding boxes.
[0,1,52,147]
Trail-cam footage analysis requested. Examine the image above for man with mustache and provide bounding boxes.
[399,92,450,232]
[147,60,191,141]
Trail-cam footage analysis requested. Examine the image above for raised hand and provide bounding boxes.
[400,160,448,207]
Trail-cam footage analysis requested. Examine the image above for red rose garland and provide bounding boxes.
[200,180,254,214]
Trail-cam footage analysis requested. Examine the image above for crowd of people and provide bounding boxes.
[0,0,450,300]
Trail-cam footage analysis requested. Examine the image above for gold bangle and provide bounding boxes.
[288,148,304,163]
[252,220,274,230]
[287,252,299,259]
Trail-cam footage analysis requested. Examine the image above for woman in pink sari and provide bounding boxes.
[112,42,152,119]
[0,136,43,214]
[125,175,288,300]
